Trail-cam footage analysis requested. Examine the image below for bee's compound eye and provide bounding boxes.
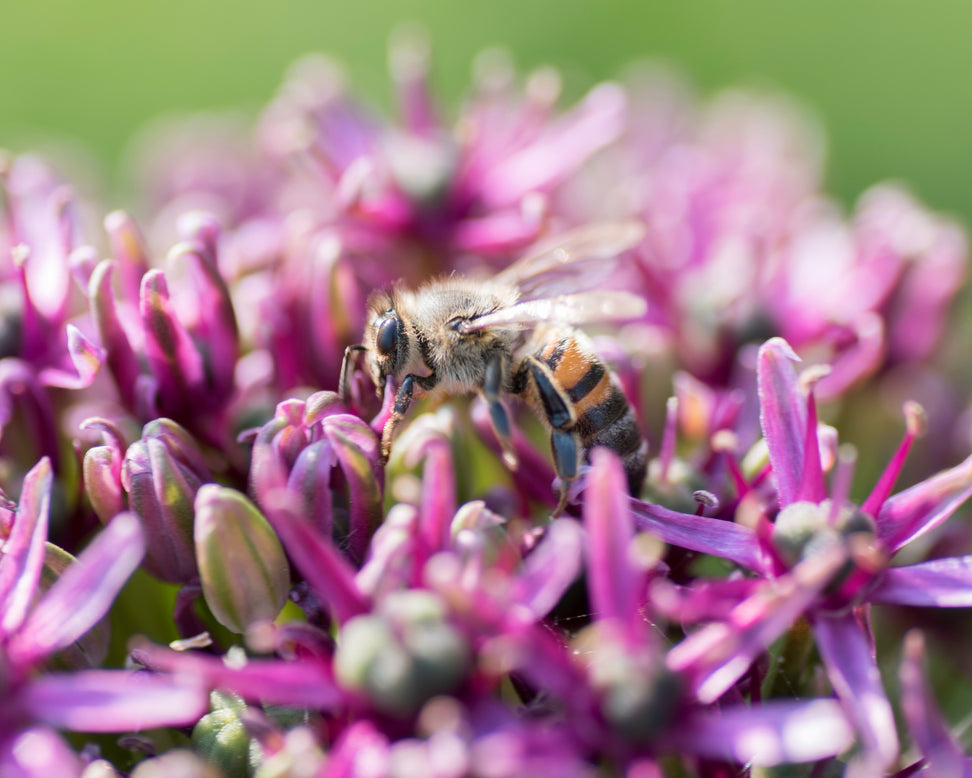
[376,317,400,358]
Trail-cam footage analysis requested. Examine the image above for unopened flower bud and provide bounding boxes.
[334,590,471,717]
[194,485,291,634]
[122,419,211,583]
[191,692,252,778]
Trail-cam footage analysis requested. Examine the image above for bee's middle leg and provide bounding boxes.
[483,353,518,470]
[525,356,580,514]
[381,372,436,462]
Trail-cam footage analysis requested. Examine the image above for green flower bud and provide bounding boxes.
[194,485,291,634]
[334,590,471,717]
[192,692,252,778]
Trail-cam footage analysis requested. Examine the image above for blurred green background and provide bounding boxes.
[2,0,970,220]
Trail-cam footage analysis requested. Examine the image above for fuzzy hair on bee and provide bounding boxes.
[340,222,650,513]
[363,278,521,399]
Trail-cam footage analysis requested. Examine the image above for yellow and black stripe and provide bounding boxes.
[526,334,647,495]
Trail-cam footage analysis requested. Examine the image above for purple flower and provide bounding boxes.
[632,337,972,771]
[0,154,103,473]
[82,416,212,584]
[83,211,239,442]
[0,459,207,776]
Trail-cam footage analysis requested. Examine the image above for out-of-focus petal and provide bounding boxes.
[868,557,972,607]
[876,453,972,553]
[0,726,82,778]
[21,670,208,731]
[10,513,145,665]
[630,498,764,572]
[584,448,639,628]
[671,699,854,766]
[812,611,899,772]
[900,630,965,778]
[132,641,343,710]
[0,457,52,637]
[511,518,583,621]
[667,544,845,703]
[263,494,370,625]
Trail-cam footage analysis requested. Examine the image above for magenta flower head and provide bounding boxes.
[248,391,383,563]
[84,211,239,439]
[0,458,207,776]
[82,416,212,584]
[258,34,626,268]
[0,153,103,473]
[633,337,972,772]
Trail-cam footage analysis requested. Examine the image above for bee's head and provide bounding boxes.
[364,290,410,394]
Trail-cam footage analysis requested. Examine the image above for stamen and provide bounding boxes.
[862,401,926,517]
[693,490,719,516]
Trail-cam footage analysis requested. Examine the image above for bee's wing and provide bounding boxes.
[457,291,647,333]
[494,221,646,300]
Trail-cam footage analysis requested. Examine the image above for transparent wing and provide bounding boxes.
[457,291,647,333]
[494,220,646,300]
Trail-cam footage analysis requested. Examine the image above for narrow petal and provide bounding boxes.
[324,419,384,562]
[0,457,52,636]
[630,499,764,573]
[667,545,846,703]
[478,82,626,207]
[263,494,370,625]
[868,556,972,607]
[37,324,105,389]
[584,449,639,626]
[22,669,208,731]
[132,642,343,710]
[11,512,144,664]
[876,453,972,553]
[671,699,854,766]
[815,313,884,401]
[0,726,82,778]
[167,241,239,400]
[900,631,965,777]
[511,518,583,620]
[89,260,141,409]
[140,269,205,404]
[757,337,806,508]
[813,611,899,771]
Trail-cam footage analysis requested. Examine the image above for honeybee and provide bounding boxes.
[339,222,649,512]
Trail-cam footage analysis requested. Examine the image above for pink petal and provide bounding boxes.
[868,556,972,607]
[812,611,899,771]
[757,337,805,508]
[672,699,854,766]
[22,669,207,731]
[876,453,972,553]
[0,458,52,637]
[11,513,145,665]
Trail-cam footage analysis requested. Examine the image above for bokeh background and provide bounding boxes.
[3,0,970,220]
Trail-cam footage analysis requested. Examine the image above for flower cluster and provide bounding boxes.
[2,37,972,778]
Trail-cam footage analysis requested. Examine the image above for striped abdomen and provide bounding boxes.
[517,329,648,495]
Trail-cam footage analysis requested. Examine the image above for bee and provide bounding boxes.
[339,222,649,512]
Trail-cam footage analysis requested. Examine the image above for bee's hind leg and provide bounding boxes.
[525,356,580,515]
[483,353,518,470]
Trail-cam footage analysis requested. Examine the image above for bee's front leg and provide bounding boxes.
[381,372,436,462]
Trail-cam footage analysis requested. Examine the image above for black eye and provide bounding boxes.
[376,317,399,358]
